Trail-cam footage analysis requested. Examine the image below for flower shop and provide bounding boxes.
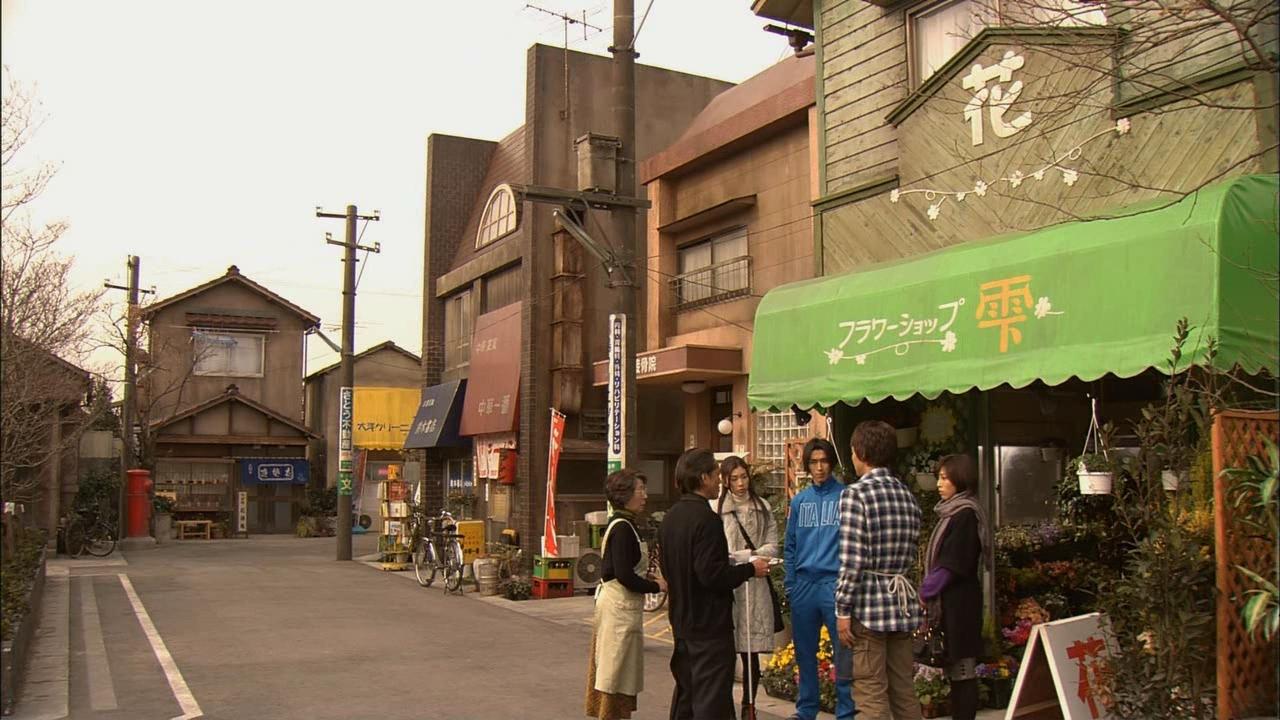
[748,176,1278,718]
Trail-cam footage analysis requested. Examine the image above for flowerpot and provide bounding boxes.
[985,678,1012,709]
[1161,469,1188,492]
[920,700,950,718]
[896,427,919,448]
[154,512,172,545]
[1077,470,1113,495]
[915,472,937,492]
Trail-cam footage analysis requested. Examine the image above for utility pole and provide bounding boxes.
[317,205,380,561]
[609,0,639,469]
[105,256,152,519]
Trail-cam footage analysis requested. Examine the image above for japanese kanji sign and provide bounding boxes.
[460,302,522,436]
[1007,612,1115,720]
[962,50,1033,146]
[351,387,419,449]
[607,313,626,475]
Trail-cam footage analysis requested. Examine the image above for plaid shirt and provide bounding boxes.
[834,467,922,633]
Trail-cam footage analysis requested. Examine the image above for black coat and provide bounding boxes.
[659,493,755,641]
[935,508,984,660]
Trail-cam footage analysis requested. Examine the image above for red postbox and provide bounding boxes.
[126,468,153,538]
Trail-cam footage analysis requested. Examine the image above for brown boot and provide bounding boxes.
[740,703,757,720]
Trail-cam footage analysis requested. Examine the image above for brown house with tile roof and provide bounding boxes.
[417,44,736,550]
[304,341,421,491]
[589,54,827,482]
[141,265,320,534]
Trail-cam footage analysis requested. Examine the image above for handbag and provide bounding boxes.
[730,510,786,633]
[913,596,947,667]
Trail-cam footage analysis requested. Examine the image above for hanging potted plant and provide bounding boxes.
[907,450,939,491]
[1076,398,1113,495]
[1077,453,1114,495]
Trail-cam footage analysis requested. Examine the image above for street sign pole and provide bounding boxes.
[606,313,626,477]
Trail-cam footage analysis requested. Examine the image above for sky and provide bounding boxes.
[0,0,789,382]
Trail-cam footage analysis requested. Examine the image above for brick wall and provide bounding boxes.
[420,134,496,510]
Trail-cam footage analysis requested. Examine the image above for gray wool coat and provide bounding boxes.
[712,493,779,653]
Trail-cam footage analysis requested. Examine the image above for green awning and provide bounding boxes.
[749,173,1279,411]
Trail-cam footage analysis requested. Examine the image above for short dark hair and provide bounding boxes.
[938,454,977,495]
[675,448,716,494]
[850,421,897,468]
[802,437,838,471]
[605,468,646,508]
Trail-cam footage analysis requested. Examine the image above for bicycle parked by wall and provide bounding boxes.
[409,506,465,592]
[61,500,117,558]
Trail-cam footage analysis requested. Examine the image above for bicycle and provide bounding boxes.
[485,541,524,581]
[641,515,666,612]
[62,502,117,558]
[411,507,465,592]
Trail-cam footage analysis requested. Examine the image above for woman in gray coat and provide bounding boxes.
[714,456,779,720]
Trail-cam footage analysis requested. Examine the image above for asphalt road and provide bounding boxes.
[11,535,801,720]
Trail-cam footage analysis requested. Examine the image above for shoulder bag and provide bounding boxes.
[730,510,786,633]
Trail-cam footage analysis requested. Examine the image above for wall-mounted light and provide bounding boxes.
[717,411,743,436]
[681,380,706,395]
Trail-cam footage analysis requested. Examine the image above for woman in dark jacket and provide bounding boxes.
[919,454,988,720]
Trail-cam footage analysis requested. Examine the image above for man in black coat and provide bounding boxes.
[660,448,771,720]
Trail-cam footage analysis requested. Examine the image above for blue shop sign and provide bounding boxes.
[241,459,309,484]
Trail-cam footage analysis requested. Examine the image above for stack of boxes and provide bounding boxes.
[378,473,411,569]
[531,555,574,599]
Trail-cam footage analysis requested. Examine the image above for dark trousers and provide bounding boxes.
[669,634,736,720]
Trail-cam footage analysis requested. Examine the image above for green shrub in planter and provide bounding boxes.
[500,577,531,601]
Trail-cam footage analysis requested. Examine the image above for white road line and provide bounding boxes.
[116,574,202,720]
[79,578,118,711]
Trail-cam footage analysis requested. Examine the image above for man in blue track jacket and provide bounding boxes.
[784,437,854,720]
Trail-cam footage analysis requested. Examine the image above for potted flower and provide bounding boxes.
[1075,452,1114,495]
[906,448,940,491]
[914,664,951,718]
[152,495,175,544]
[977,656,1018,708]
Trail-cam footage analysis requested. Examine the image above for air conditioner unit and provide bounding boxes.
[574,549,603,592]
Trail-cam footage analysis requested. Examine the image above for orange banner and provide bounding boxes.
[543,409,565,557]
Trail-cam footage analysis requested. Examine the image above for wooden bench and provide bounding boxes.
[175,520,212,540]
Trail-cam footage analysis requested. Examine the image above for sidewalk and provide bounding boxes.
[358,557,1003,719]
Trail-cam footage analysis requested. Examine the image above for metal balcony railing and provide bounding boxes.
[670,255,752,310]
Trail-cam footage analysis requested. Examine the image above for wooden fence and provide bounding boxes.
[1212,408,1279,719]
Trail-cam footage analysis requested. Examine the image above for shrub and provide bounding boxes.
[1,526,48,641]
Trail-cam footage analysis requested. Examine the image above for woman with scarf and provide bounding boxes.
[714,456,779,720]
[586,468,667,720]
[919,454,989,720]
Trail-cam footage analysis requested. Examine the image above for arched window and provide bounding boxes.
[476,184,519,248]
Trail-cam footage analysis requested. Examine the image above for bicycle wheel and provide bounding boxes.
[83,521,117,557]
[414,540,437,587]
[644,591,667,612]
[443,540,464,592]
[64,516,87,558]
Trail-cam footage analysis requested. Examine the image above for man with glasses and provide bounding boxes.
[783,437,855,720]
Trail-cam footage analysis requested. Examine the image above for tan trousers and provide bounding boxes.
[850,619,921,720]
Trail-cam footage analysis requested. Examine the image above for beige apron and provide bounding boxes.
[592,518,646,697]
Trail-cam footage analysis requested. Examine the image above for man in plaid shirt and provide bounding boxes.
[835,420,923,720]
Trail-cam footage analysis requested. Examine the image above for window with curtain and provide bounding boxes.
[443,289,472,371]
[675,226,749,307]
[909,0,1105,86]
[192,330,265,377]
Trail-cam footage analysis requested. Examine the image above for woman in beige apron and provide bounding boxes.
[585,469,667,720]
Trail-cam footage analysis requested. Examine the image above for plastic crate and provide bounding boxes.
[533,555,575,580]
[530,577,573,600]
